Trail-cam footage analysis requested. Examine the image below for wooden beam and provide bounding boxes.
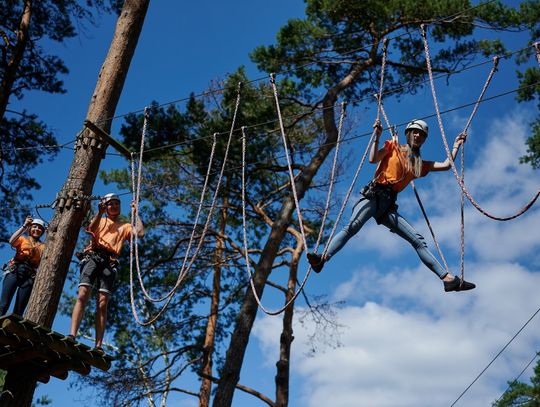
[84,119,133,160]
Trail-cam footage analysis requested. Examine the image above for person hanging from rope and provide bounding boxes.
[307,118,476,292]
[68,193,144,351]
[0,216,46,316]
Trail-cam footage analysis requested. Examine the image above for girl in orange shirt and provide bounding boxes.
[0,216,46,315]
[308,119,475,292]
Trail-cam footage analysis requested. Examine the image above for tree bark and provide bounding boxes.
[199,190,229,407]
[0,0,31,122]
[0,1,150,405]
[275,235,302,407]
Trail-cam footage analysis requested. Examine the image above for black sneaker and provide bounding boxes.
[307,252,325,273]
[444,276,476,292]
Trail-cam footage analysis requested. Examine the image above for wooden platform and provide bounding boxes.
[0,314,113,383]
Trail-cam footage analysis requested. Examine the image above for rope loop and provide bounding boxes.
[128,88,243,325]
[421,26,539,222]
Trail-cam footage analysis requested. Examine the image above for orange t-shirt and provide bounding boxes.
[11,236,45,268]
[85,217,133,256]
[373,140,433,193]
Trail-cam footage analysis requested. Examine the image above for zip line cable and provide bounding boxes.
[450,305,540,406]
[493,351,540,405]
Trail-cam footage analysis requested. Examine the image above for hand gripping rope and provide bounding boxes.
[129,82,243,325]
[420,24,540,222]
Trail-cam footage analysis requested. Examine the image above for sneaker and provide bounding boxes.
[93,346,106,356]
[65,334,76,342]
[444,276,476,292]
[307,252,325,273]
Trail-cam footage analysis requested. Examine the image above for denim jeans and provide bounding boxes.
[326,197,447,279]
[0,263,35,316]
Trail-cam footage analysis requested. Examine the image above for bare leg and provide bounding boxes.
[70,285,91,337]
[95,291,110,348]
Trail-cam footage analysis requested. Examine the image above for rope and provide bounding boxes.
[411,182,451,275]
[128,83,243,325]
[459,55,499,280]
[312,102,348,253]
[320,38,390,258]
[242,100,347,315]
[270,73,309,252]
[420,25,540,222]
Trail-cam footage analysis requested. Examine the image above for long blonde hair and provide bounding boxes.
[404,134,423,178]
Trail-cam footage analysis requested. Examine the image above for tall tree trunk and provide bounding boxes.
[199,186,229,407]
[0,1,150,405]
[0,0,31,121]
[275,235,302,407]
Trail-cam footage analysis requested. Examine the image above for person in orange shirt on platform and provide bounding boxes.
[69,193,144,351]
[307,118,475,293]
[0,216,46,316]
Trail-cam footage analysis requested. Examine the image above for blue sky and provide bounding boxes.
[4,1,540,406]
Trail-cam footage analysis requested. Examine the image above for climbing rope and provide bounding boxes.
[321,37,391,258]
[420,24,540,221]
[270,73,309,252]
[128,82,243,325]
[243,95,347,315]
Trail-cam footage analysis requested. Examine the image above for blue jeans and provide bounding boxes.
[0,263,35,316]
[326,197,448,279]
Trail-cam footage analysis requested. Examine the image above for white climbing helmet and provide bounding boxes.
[31,218,46,230]
[405,119,429,136]
[102,193,120,204]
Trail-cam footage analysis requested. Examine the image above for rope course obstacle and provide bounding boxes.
[0,315,113,384]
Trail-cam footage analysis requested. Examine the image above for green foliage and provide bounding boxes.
[0,112,58,241]
[493,353,540,406]
[32,395,52,406]
[520,117,540,169]
[251,0,511,101]
[0,1,120,243]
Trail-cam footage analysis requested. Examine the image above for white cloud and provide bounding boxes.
[254,261,540,407]
[252,108,539,407]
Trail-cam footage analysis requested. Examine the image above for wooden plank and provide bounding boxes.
[0,317,113,375]
[84,120,132,160]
